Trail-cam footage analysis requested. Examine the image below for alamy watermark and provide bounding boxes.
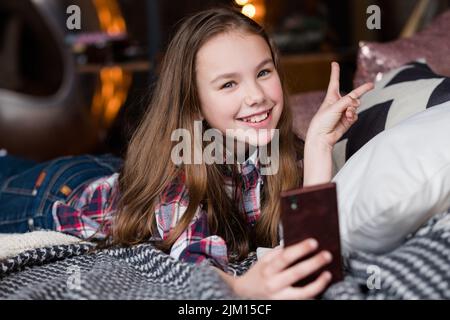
[66,5,81,30]
[66,265,82,291]
[367,5,381,30]
[366,265,382,290]
[65,4,381,33]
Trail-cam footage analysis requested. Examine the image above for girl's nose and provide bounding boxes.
[244,83,265,106]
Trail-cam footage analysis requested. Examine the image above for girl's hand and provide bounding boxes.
[230,239,333,299]
[306,62,374,149]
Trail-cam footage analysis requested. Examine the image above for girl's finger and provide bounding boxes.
[268,250,332,291]
[325,62,340,100]
[259,245,283,262]
[346,107,357,118]
[298,271,333,299]
[351,98,361,107]
[329,94,361,114]
[262,238,319,275]
[332,113,356,140]
[348,82,374,99]
[287,271,333,300]
[347,112,357,122]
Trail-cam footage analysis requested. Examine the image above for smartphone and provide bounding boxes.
[280,182,344,288]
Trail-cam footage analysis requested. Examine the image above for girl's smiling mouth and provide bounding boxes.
[236,107,274,127]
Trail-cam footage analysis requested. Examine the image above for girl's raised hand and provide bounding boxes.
[306,62,374,149]
[230,239,333,299]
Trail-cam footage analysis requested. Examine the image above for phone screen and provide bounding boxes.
[280,182,344,288]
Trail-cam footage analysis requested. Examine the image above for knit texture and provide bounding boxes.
[0,231,83,260]
[324,210,450,299]
[323,228,450,299]
[0,243,242,300]
[1,210,449,300]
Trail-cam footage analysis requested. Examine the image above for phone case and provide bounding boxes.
[280,182,344,288]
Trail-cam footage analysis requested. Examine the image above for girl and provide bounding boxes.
[0,7,372,299]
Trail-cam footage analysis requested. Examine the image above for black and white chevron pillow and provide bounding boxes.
[332,60,450,174]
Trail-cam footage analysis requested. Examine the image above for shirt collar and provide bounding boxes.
[238,147,259,173]
[220,147,261,191]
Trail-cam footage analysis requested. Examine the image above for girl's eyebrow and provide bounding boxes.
[210,58,273,84]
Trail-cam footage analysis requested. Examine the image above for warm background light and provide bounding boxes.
[235,0,249,6]
[93,0,126,35]
[91,0,131,130]
[236,0,266,25]
[241,4,256,19]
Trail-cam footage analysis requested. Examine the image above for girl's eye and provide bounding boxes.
[221,81,235,89]
[258,69,271,77]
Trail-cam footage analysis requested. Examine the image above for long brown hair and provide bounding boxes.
[100,7,304,261]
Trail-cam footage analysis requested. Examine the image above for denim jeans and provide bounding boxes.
[0,153,123,233]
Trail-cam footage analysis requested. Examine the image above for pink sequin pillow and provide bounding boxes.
[354,10,450,88]
[289,90,325,141]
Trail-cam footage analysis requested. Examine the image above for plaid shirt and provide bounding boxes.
[52,150,266,272]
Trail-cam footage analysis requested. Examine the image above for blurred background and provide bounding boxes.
[0,0,449,161]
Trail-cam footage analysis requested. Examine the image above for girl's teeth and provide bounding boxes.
[243,111,269,123]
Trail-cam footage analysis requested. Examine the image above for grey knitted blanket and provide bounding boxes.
[0,243,244,299]
[1,211,449,300]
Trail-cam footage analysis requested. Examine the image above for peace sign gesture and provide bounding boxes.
[306,62,374,149]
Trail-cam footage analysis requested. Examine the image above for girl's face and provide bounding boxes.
[196,30,283,148]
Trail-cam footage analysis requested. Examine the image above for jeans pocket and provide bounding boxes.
[0,154,123,233]
[1,164,47,196]
[0,191,35,232]
[54,168,113,203]
[48,157,121,201]
[34,155,121,215]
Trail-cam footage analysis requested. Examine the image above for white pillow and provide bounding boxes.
[333,101,450,255]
